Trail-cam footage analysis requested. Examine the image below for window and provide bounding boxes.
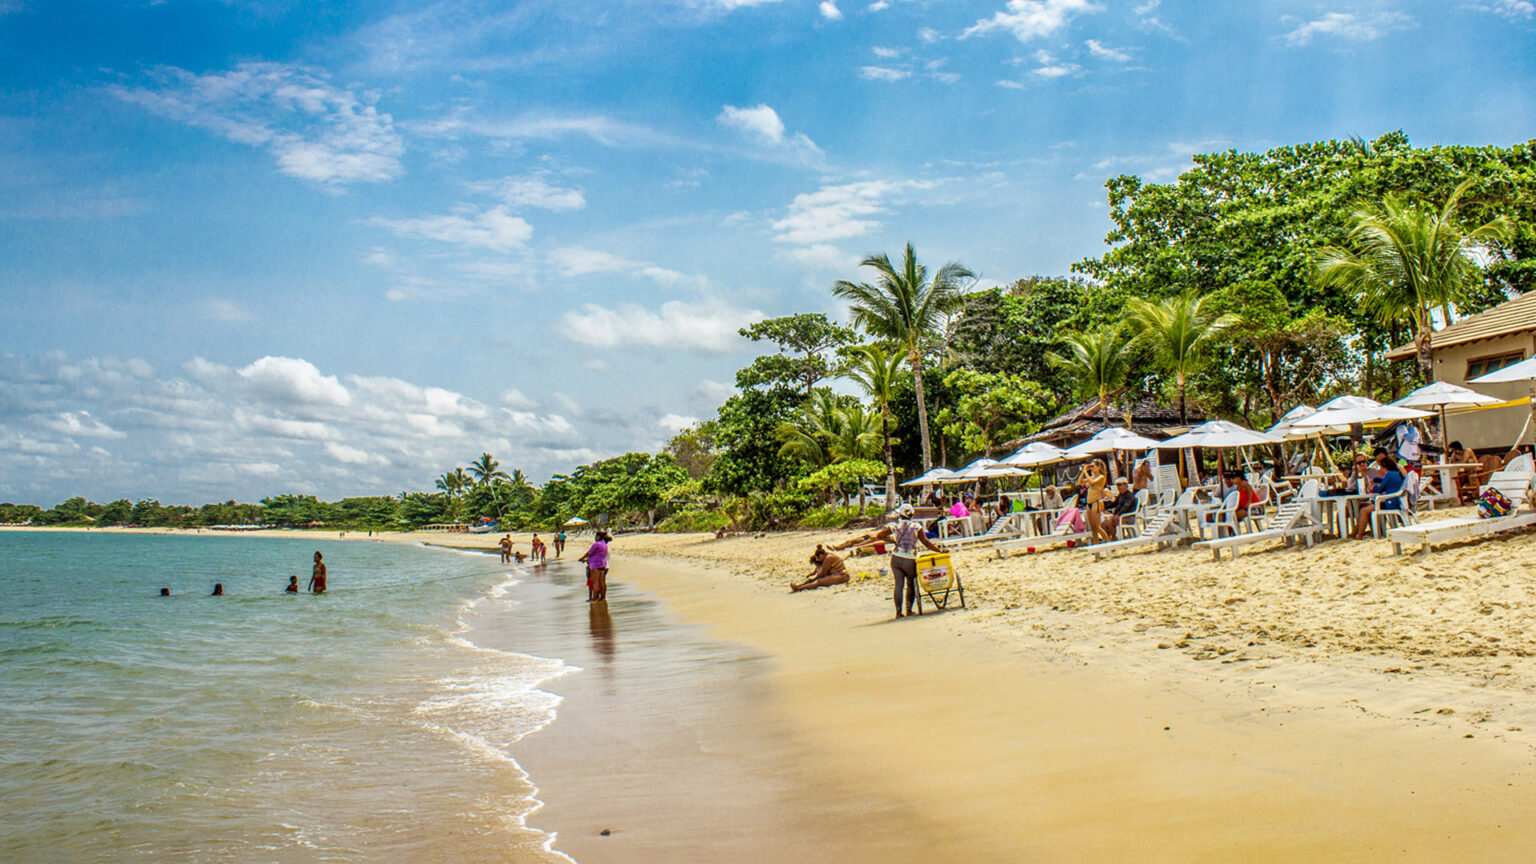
[1467,352,1526,380]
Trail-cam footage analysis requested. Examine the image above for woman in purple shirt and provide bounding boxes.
[579,531,611,602]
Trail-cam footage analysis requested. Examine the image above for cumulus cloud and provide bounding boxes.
[716,103,823,164]
[1033,63,1080,78]
[658,413,699,432]
[1283,11,1414,45]
[1474,0,1534,18]
[819,1,843,20]
[110,62,403,186]
[0,352,593,504]
[556,300,764,353]
[964,0,1101,42]
[860,65,911,81]
[370,206,533,251]
[771,179,931,246]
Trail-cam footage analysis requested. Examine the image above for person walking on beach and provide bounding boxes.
[499,534,512,564]
[863,504,942,618]
[531,534,543,562]
[555,530,566,557]
[579,531,610,602]
[308,551,327,594]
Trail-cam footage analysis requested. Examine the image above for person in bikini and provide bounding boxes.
[308,551,327,594]
[791,545,851,592]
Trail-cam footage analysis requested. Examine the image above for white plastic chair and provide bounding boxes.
[1201,491,1242,540]
[1371,475,1419,537]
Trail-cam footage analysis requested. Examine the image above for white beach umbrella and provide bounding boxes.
[1160,419,1280,450]
[900,467,957,486]
[1471,358,1536,447]
[1060,427,1163,459]
[1266,404,1318,441]
[1290,395,1432,433]
[1391,381,1502,447]
[1000,441,1066,468]
[953,457,1000,479]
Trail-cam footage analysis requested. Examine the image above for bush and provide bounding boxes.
[656,509,730,533]
[796,505,862,529]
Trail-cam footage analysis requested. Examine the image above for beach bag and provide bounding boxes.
[1478,488,1513,519]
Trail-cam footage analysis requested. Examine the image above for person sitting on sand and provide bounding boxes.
[791,545,851,592]
[308,551,327,594]
[285,576,299,593]
[1103,478,1139,536]
[1351,452,1406,540]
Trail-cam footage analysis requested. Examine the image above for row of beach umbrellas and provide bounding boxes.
[902,379,1515,488]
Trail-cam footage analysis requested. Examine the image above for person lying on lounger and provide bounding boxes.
[791,545,851,592]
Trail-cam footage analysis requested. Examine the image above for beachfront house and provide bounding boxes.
[1385,291,1536,450]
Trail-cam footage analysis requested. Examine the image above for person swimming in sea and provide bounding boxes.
[159,587,171,597]
[308,551,327,594]
[285,575,299,593]
[211,583,224,596]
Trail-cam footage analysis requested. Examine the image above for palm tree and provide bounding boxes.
[1315,180,1511,381]
[1047,324,1133,428]
[467,452,509,486]
[776,390,843,467]
[435,467,471,520]
[841,343,905,505]
[832,242,974,470]
[828,405,883,464]
[1125,291,1238,424]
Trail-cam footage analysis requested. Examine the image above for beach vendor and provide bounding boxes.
[791,545,851,592]
[863,503,943,619]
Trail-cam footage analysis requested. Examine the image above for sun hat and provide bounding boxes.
[897,503,914,517]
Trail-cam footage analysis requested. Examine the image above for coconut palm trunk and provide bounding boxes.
[910,347,933,470]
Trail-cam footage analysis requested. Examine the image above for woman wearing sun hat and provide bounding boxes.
[863,503,944,618]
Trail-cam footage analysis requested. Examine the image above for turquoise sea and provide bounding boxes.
[0,532,576,863]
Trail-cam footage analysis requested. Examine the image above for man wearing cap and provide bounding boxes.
[1104,477,1140,537]
[864,503,943,619]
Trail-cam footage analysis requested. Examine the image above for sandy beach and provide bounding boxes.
[14,522,1536,860]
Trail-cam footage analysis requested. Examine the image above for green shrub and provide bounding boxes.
[656,509,730,533]
[797,505,862,529]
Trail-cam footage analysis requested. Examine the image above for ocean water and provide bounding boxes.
[0,532,575,863]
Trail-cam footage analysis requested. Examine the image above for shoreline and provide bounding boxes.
[13,524,1536,858]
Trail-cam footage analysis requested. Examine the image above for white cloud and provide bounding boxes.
[203,298,255,322]
[41,411,126,440]
[693,378,738,403]
[785,243,860,272]
[1283,11,1414,46]
[110,62,403,186]
[477,174,587,211]
[772,179,929,245]
[819,1,843,20]
[556,300,764,353]
[499,388,535,409]
[548,246,686,284]
[1085,39,1130,61]
[370,206,533,251]
[869,0,889,9]
[872,45,903,58]
[716,103,823,164]
[1473,0,1534,19]
[1033,63,1080,78]
[860,65,912,81]
[964,0,1101,42]
[918,26,941,43]
[658,413,699,432]
[0,351,597,504]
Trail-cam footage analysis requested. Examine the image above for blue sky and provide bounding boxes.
[2,0,1533,505]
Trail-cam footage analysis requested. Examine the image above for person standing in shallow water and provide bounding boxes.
[308,551,327,594]
[285,576,299,593]
[580,531,610,602]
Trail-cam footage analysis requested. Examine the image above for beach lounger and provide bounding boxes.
[1193,481,1325,561]
[938,512,1027,551]
[1086,509,1189,560]
[994,528,1089,556]
[1388,465,1535,555]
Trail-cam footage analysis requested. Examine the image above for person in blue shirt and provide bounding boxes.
[1351,452,1407,539]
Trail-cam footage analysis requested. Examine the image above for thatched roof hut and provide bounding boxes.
[1003,395,1206,451]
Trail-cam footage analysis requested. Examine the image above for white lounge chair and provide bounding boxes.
[1388,461,1535,555]
[939,512,1027,551]
[1087,508,1189,560]
[1194,481,1326,561]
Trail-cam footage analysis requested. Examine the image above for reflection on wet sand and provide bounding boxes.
[588,600,616,664]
